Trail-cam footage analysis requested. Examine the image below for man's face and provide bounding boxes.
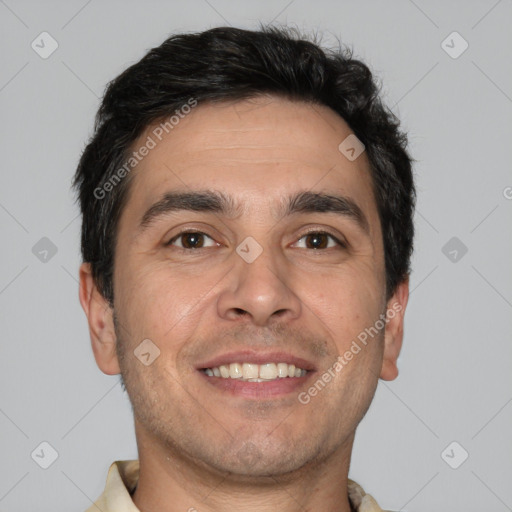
[90,96,405,478]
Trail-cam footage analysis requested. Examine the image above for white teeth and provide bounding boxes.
[204,362,307,380]
[259,363,277,380]
[277,363,288,378]
[242,363,259,379]
[229,362,243,379]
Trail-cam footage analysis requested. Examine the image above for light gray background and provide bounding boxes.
[1,1,511,511]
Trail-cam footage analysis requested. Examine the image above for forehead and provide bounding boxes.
[119,96,380,237]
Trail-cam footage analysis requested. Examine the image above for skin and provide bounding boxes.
[79,95,409,512]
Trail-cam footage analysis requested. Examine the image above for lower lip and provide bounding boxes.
[198,371,314,398]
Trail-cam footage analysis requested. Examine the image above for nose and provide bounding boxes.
[216,244,302,327]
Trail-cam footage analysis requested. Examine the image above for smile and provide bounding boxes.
[203,362,307,381]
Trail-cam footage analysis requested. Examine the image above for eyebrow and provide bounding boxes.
[138,189,370,236]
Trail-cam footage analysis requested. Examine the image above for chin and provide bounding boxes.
[201,436,319,480]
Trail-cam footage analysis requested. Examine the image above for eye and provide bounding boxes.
[166,231,218,249]
[293,231,346,250]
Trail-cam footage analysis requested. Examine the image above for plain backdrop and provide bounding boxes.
[0,1,511,511]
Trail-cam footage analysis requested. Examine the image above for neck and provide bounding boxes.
[132,430,355,512]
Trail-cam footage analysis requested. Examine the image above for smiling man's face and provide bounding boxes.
[82,95,408,480]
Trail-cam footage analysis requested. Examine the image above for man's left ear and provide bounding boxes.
[380,277,409,381]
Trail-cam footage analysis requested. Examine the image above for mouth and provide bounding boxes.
[196,351,315,398]
[202,362,307,381]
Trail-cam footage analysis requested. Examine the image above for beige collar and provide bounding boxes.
[85,460,387,512]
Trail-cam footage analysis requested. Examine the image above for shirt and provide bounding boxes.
[85,460,389,512]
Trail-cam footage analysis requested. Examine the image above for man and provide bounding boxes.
[74,25,415,512]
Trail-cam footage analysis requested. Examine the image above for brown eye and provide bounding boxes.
[166,231,216,249]
[295,231,346,250]
[305,233,328,249]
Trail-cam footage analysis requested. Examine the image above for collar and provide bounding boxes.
[85,460,387,512]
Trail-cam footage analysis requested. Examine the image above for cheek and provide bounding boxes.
[117,260,221,343]
[299,264,384,352]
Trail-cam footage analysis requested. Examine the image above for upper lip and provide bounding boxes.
[196,350,317,371]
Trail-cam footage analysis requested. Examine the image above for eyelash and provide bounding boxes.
[165,229,347,251]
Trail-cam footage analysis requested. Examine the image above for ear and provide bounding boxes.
[380,277,409,381]
[78,262,120,375]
